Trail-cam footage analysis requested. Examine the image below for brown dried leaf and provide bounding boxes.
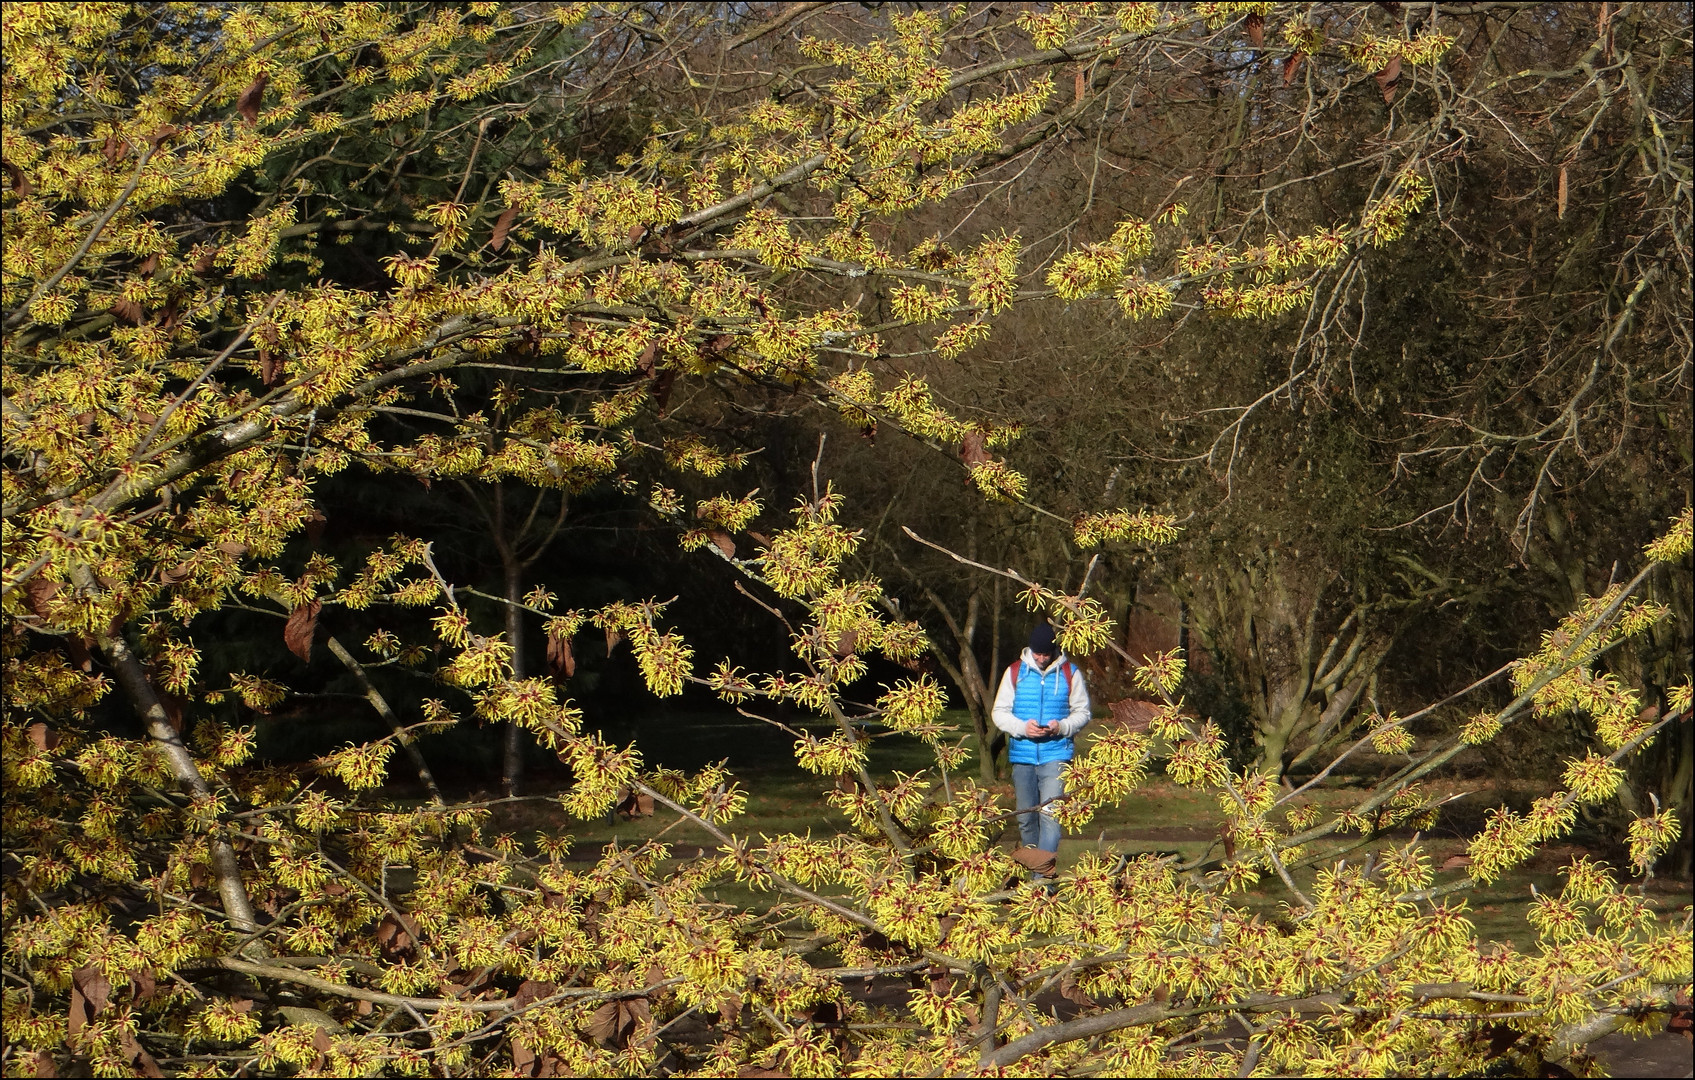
[237,72,269,125]
[512,1039,537,1076]
[217,541,249,556]
[33,1050,59,1078]
[355,998,374,1016]
[132,968,159,1003]
[1245,13,1264,49]
[1074,67,1086,102]
[73,966,111,1013]
[285,600,322,662]
[1440,854,1472,872]
[259,349,281,386]
[710,530,736,559]
[1011,846,1056,875]
[69,966,111,1036]
[2,159,32,196]
[26,722,58,752]
[103,135,129,165]
[1375,56,1401,103]
[1283,52,1304,86]
[375,912,418,960]
[589,997,651,1047]
[515,980,557,1009]
[960,429,991,468]
[138,253,160,276]
[627,223,647,246]
[161,562,194,585]
[22,578,60,616]
[636,339,658,376]
[150,124,180,148]
[1059,970,1096,1007]
[927,964,950,995]
[1557,165,1569,221]
[120,1024,166,1078]
[652,369,677,416]
[111,297,145,324]
[1221,825,1237,860]
[615,787,655,819]
[490,205,519,251]
[304,509,328,547]
[192,246,217,274]
[65,637,94,672]
[546,630,576,680]
[832,628,858,659]
[719,995,743,1026]
[605,625,623,657]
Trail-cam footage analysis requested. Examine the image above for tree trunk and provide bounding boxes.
[957,584,1002,783]
[1288,668,1373,770]
[97,620,263,945]
[919,617,996,784]
[1649,721,1694,877]
[1184,556,1401,778]
[1256,720,1294,781]
[1607,559,1693,876]
[502,557,527,798]
[987,577,1006,778]
[325,635,445,806]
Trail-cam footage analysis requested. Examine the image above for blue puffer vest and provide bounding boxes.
[1008,659,1076,765]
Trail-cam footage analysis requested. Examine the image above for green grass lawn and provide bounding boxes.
[422,706,1689,950]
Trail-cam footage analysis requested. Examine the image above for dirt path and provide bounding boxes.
[1591,1029,1694,1078]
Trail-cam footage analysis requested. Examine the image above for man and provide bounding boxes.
[991,623,1090,871]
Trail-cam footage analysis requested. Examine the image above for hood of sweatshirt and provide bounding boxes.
[1019,647,1067,672]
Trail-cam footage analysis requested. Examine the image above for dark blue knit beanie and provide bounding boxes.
[1028,623,1057,655]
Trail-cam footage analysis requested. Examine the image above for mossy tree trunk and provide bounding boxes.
[1184,554,1405,777]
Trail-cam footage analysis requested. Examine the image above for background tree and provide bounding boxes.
[829,1,1690,792]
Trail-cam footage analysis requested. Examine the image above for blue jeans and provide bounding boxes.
[1012,760,1065,853]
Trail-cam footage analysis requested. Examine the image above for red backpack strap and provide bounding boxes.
[1009,662,1021,689]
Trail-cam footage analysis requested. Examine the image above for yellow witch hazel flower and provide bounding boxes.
[2,6,1688,1078]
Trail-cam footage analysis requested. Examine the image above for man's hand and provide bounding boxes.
[1024,720,1055,738]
